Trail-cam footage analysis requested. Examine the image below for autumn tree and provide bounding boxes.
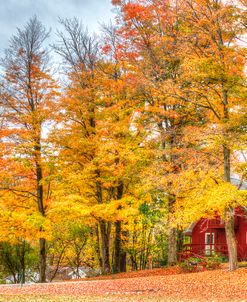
[51,17,150,274]
[176,0,246,270]
[0,17,58,282]
[110,0,191,265]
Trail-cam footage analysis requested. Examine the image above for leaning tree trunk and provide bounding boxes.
[223,144,238,270]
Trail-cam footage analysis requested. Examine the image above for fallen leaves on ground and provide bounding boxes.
[0,268,247,301]
[77,267,182,281]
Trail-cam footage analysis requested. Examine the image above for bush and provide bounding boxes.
[180,257,204,272]
[205,254,222,270]
[180,254,224,272]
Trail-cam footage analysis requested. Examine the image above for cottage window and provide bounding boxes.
[205,232,215,255]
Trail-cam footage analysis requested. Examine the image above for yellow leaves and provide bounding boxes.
[49,194,92,222]
[91,199,139,222]
[0,209,51,243]
[175,172,246,227]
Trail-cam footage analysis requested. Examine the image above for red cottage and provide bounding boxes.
[183,207,247,260]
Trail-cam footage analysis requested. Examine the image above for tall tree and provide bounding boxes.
[0,17,58,282]
[52,18,148,274]
[111,0,187,265]
[51,17,113,273]
[177,0,246,270]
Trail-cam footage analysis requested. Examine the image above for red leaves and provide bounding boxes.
[1,267,247,300]
[123,3,151,22]
[79,267,181,281]
[101,44,112,55]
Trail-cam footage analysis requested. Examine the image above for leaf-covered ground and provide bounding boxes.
[74,267,182,281]
[0,268,247,301]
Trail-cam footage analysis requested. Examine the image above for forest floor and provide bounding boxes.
[0,266,247,301]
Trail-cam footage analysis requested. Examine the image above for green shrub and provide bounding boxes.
[180,257,203,272]
[205,254,222,270]
[180,254,224,272]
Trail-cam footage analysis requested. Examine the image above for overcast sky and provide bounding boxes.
[0,0,115,55]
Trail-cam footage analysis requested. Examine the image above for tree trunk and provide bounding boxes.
[113,227,127,273]
[113,181,124,273]
[168,226,177,265]
[223,145,238,270]
[36,143,46,282]
[225,208,238,271]
[95,225,102,268]
[177,229,184,254]
[99,220,111,274]
[119,228,128,273]
[223,144,231,183]
[39,238,46,282]
[114,220,121,273]
[20,241,26,284]
[120,250,127,272]
[158,122,178,266]
[167,196,177,266]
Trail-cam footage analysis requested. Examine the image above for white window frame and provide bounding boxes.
[205,232,215,255]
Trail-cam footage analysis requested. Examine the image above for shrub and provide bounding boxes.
[180,254,224,272]
[180,257,203,272]
[205,254,222,270]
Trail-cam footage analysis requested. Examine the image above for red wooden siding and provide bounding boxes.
[235,208,247,260]
[183,207,247,260]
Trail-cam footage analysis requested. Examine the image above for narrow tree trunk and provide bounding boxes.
[223,145,238,270]
[20,241,26,284]
[95,225,102,268]
[113,181,124,273]
[36,143,46,282]
[95,170,111,274]
[177,229,184,254]
[49,245,66,282]
[99,220,111,274]
[114,220,121,273]
[168,227,177,265]
[223,144,231,183]
[39,238,46,282]
[119,229,128,273]
[167,196,177,266]
[158,122,178,266]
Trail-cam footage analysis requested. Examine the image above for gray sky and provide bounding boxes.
[0,0,115,55]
